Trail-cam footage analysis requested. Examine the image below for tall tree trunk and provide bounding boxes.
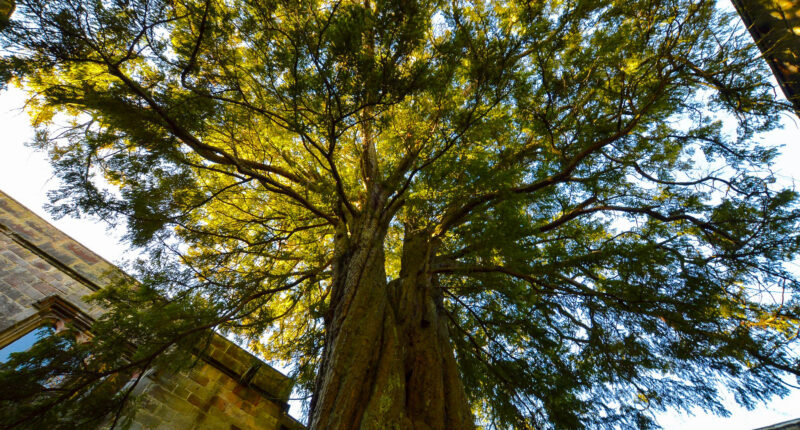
[732,0,800,115]
[309,223,474,430]
[0,0,15,28]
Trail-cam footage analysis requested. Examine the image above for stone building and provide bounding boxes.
[756,418,800,430]
[0,190,303,430]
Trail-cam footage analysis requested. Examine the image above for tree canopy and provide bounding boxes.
[1,0,800,428]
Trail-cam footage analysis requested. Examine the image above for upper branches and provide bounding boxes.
[2,0,800,427]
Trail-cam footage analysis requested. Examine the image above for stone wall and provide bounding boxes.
[122,333,302,430]
[0,193,109,326]
[0,190,303,430]
[756,418,800,430]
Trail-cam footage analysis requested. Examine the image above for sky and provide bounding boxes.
[0,326,53,363]
[1,80,799,428]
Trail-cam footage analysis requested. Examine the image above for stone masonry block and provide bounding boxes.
[1,191,300,430]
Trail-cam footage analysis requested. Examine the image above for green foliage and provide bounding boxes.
[0,269,221,429]
[1,0,799,428]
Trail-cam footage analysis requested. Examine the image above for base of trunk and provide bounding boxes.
[309,231,473,430]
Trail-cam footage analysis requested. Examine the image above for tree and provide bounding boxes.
[731,0,800,115]
[0,0,14,29]
[1,0,800,428]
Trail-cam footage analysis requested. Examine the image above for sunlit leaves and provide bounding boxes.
[2,0,800,428]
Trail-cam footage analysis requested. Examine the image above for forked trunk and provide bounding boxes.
[309,226,474,430]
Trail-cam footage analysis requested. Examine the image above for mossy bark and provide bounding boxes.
[732,0,800,115]
[309,224,473,430]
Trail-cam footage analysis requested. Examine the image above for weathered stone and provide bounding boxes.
[0,191,302,430]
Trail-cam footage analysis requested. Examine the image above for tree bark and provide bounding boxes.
[309,223,474,430]
[732,0,800,116]
[0,0,15,28]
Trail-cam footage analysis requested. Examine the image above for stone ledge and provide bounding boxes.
[202,333,294,408]
[0,192,125,290]
[755,418,800,430]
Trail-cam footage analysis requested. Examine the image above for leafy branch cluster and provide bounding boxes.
[1,0,799,428]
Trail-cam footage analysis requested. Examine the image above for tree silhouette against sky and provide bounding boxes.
[1,0,799,429]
